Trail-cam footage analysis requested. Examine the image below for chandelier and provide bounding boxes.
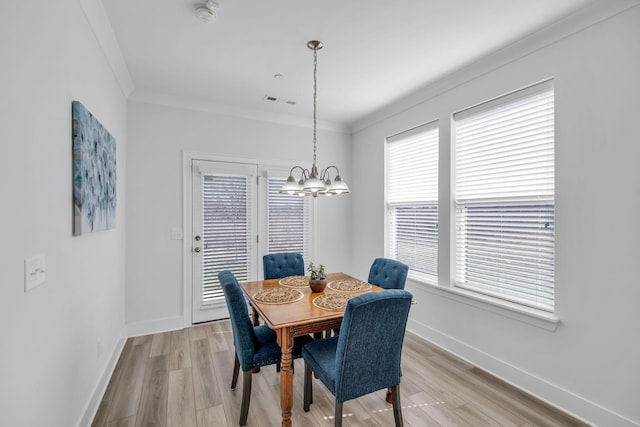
[280,40,350,197]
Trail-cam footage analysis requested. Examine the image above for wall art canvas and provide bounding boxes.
[72,101,116,235]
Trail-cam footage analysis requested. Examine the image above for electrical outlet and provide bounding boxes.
[24,254,46,292]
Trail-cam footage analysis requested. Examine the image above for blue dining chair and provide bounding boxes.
[332,258,409,337]
[302,290,413,427]
[258,253,305,326]
[218,270,312,426]
[368,257,409,290]
[263,252,305,280]
[367,258,410,403]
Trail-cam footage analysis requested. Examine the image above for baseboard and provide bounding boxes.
[76,334,127,427]
[76,316,186,426]
[407,318,639,427]
[126,315,186,338]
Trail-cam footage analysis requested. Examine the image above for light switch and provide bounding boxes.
[24,254,46,292]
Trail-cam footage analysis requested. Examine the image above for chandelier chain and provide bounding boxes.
[313,47,318,166]
[278,40,349,197]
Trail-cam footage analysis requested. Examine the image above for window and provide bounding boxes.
[386,122,439,281]
[266,176,311,262]
[454,80,555,311]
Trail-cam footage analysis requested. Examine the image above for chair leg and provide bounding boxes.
[303,363,313,412]
[231,353,240,389]
[391,384,403,427]
[239,370,252,426]
[387,367,403,402]
[251,306,260,326]
[334,401,343,427]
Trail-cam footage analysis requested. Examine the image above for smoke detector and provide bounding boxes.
[196,0,220,23]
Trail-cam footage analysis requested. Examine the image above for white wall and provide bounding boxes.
[126,100,352,331]
[0,1,128,427]
[351,3,640,427]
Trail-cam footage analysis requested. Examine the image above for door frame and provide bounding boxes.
[182,150,317,326]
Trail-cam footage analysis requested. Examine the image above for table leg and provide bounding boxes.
[277,328,294,427]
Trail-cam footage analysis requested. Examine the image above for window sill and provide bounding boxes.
[408,275,560,331]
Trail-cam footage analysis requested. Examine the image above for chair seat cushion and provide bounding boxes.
[301,336,339,394]
[253,325,282,367]
[252,326,314,368]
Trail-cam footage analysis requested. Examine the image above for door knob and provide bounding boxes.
[194,247,201,253]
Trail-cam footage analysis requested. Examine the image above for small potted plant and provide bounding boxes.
[307,262,327,293]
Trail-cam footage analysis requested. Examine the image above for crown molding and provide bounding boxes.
[129,89,351,135]
[80,0,349,134]
[80,0,134,97]
[352,0,640,133]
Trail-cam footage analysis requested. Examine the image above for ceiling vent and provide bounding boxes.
[264,95,296,105]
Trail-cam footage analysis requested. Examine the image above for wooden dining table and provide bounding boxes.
[238,272,383,427]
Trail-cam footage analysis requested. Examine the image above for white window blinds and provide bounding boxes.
[386,122,439,279]
[201,172,255,304]
[266,177,311,261]
[454,80,555,311]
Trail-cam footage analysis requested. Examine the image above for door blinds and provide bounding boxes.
[201,173,255,305]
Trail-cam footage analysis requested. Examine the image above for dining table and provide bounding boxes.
[238,272,383,427]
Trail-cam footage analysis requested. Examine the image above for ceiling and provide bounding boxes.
[102,0,597,127]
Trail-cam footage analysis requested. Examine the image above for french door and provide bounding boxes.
[190,159,313,323]
[191,160,257,322]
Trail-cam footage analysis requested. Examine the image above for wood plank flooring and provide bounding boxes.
[92,320,588,426]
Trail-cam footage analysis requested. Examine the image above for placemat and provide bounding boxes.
[253,288,304,304]
[327,279,372,292]
[278,276,310,288]
[312,293,353,311]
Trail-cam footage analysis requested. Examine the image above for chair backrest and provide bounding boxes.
[334,290,412,403]
[218,270,256,371]
[368,258,409,290]
[263,252,305,280]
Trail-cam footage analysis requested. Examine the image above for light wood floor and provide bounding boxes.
[91,320,588,427]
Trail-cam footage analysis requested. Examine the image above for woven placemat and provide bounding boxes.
[327,279,372,292]
[253,288,304,304]
[278,276,310,288]
[312,293,352,311]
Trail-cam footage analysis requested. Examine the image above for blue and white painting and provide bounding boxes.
[72,101,116,235]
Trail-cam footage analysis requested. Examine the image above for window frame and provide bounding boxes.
[379,80,560,329]
[452,79,556,312]
[384,121,439,284]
